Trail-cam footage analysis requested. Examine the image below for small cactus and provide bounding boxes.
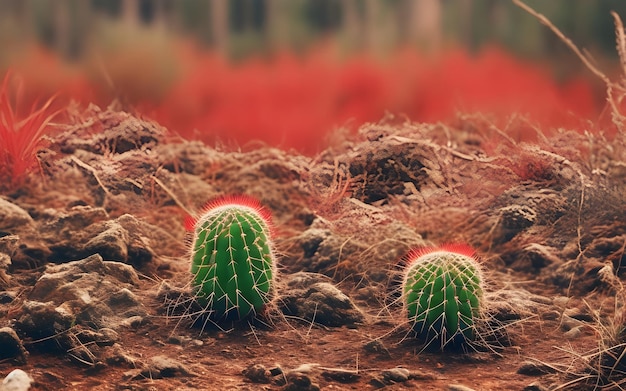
[188,195,276,321]
[402,244,484,349]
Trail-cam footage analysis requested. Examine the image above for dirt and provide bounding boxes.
[1,105,626,390]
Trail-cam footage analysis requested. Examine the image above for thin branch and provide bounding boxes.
[512,0,610,85]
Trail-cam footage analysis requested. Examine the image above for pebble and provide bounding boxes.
[321,368,360,383]
[242,363,271,383]
[517,361,556,376]
[362,339,390,356]
[523,382,548,391]
[0,369,33,391]
[563,325,583,339]
[381,367,410,383]
[141,355,192,379]
[560,315,582,331]
[283,372,320,391]
[448,384,476,391]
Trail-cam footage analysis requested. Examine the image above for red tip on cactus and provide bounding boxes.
[405,244,477,264]
[184,194,273,232]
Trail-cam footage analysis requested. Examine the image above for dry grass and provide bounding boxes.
[513,2,626,389]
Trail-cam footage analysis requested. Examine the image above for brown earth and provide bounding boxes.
[1,106,626,391]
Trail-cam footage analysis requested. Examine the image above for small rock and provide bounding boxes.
[0,369,33,391]
[166,335,190,345]
[281,273,364,327]
[108,288,141,307]
[75,328,119,347]
[563,325,583,339]
[500,205,537,230]
[369,377,387,389]
[448,384,477,391]
[142,355,192,378]
[523,382,548,391]
[83,221,129,262]
[102,344,137,367]
[408,369,437,381]
[517,361,556,376]
[15,301,75,342]
[0,199,34,231]
[381,367,410,383]
[283,372,320,391]
[362,339,390,356]
[561,315,582,331]
[0,235,19,257]
[521,244,560,269]
[121,315,146,328]
[19,255,144,338]
[321,369,360,383]
[0,328,28,364]
[242,363,271,383]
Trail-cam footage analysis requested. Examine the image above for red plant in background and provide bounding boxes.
[0,72,59,188]
[1,41,605,158]
[147,44,602,154]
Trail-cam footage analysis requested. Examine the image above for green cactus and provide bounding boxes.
[189,196,275,321]
[402,245,484,349]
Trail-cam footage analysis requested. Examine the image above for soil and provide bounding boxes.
[1,105,626,391]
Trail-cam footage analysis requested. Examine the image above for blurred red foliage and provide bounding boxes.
[1,41,604,169]
[148,44,601,153]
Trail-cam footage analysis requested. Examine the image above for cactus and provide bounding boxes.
[402,244,484,349]
[188,195,276,321]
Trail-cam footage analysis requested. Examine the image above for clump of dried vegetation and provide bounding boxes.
[514,1,626,389]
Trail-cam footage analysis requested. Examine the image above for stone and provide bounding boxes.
[521,244,561,270]
[0,327,28,364]
[141,355,193,379]
[320,368,360,383]
[0,369,33,391]
[448,385,476,391]
[242,363,271,383]
[523,381,549,391]
[14,254,145,361]
[0,199,34,232]
[381,367,410,383]
[281,273,364,327]
[83,221,129,262]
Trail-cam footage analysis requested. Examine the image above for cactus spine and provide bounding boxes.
[402,245,483,349]
[189,196,275,321]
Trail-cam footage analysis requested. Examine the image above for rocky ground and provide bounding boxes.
[1,105,626,390]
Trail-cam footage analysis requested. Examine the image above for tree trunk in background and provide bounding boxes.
[152,0,167,30]
[266,0,289,49]
[341,0,361,50]
[409,0,442,52]
[0,0,33,41]
[458,0,473,49]
[53,0,71,58]
[122,0,139,26]
[211,0,229,55]
[364,0,379,52]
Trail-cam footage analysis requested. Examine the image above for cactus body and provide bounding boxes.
[189,196,275,321]
[402,245,483,349]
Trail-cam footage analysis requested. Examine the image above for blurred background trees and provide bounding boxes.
[1,0,625,62]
